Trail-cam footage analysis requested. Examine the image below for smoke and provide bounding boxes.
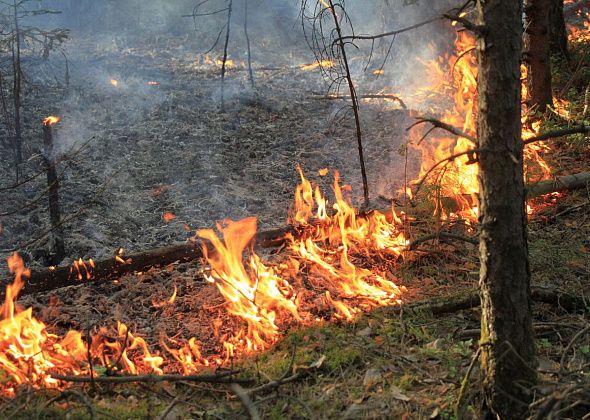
[0,0,468,267]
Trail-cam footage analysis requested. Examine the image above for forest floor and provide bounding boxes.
[0,12,590,420]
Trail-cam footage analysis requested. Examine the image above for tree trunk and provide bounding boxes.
[476,0,537,418]
[524,0,553,112]
[550,0,569,58]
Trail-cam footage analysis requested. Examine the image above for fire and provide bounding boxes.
[567,12,590,43]
[203,55,235,68]
[411,30,555,220]
[163,212,176,222]
[411,31,479,220]
[199,166,407,348]
[110,79,119,87]
[147,81,159,86]
[43,116,60,126]
[299,60,336,71]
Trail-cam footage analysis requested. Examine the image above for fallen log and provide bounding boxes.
[441,171,590,212]
[526,172,590,198]
[13,171,590,297]
[385,286,589,316]
[15,224,298,298]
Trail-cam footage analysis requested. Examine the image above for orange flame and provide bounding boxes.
[299,60,335,71]
[43,116,60,126]
[110,79,119,87]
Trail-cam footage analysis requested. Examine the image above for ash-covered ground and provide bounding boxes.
[0,28,424,270]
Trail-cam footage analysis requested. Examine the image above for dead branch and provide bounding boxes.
[524,125,590,144]
[220,0,233,110]
[559,323,590,376]
[312,94,407,109]
[408,116,477,144]
[15,222,297,297]
[19,168,590,297]
[50,371,252,385]
[390,286,589,316]
[526,172,590,197]
[335,16,443,43]
[231,383,261,420]
[408,232,478,250]
[243,0,254,88]
[45,390,96,420]
[327,0,370,207]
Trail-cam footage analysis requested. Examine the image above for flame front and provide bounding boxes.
[199,167,406,348]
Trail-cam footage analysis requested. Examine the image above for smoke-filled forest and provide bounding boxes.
[0,0,589,418]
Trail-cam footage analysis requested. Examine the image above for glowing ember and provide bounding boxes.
[110,79,119,87]
[43,116,60,126]
[147,81,159,86]
[318,168,329,176]
[373,69,385,76]
[163,212,176,222]
[299,60,335,71]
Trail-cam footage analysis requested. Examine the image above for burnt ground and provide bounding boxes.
[0,32,419,269]
[0,18,590,420]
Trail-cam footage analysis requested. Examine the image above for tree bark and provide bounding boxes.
[476,0,537,418]
[550,0,569,58]
[524,0,553,112]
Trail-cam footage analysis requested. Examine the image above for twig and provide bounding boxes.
[454,346,482,418]
[583,82,589,118]
[220,0,233,110]
[408,232,478,250]
[559,323,590,376]
[157,396,181,420]
[231,383,261,420]
[50,372,251,385]
[243,0,254,88]
[313,93,407,109]
[408,116,477,144]
[335,16,443,43]
[328,0,369,207]
[524,125,590,144]
[45,390,96,420]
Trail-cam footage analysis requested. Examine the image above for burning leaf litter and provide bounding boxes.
[0,167,409,392]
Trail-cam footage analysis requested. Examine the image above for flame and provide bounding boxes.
[43,116,60,126]
[299,60,335,71]
[411,30,554,220]
[147,81,159,86]
[198,167,407,351]
[110,79,119,87]
[567,12,590,43]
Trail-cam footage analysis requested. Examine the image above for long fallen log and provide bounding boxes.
[526,172,590,198]
[15,224,298,298]
[12,171,590,297]
[441,171,590,212]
